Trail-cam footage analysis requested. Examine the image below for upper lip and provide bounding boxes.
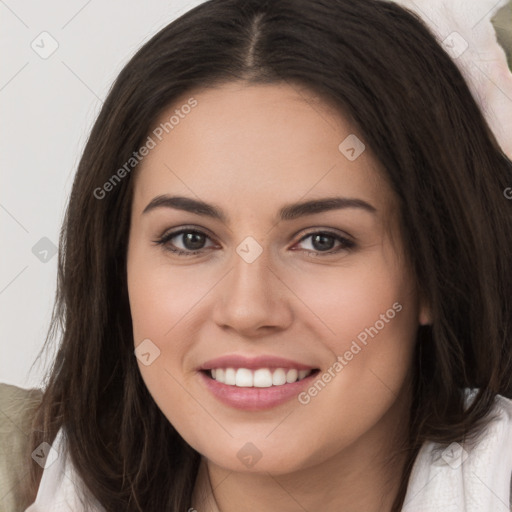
[199,354,317,371]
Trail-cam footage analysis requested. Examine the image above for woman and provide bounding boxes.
[5,0,512,510]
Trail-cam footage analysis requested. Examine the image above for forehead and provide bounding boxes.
[132,82,394,220]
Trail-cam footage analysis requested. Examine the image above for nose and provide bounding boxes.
[212,245,294,336]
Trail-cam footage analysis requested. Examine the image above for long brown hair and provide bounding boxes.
[27,0,512,510]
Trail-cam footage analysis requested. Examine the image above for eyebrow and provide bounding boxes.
[142,195,376,222]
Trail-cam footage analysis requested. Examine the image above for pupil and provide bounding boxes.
[184,232,205,250]
[313,234,334,251]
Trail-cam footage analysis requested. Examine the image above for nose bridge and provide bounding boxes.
[228,236,274,305]
[232,238,271,293]
[212,235,292,332]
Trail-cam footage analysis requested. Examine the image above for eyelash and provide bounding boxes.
[153,226,356,257]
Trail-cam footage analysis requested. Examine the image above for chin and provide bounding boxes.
[197,435,325,476]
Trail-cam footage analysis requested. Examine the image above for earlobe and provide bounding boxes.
[418,303,432,326]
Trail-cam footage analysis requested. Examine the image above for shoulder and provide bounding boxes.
[403,391,512,512]
[493,393,512,423]
[0,382,43,512]
[465,390,512,447]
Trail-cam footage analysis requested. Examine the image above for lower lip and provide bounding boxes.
[199,370,319,411]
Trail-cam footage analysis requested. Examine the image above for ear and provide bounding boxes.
[418,301,432,326]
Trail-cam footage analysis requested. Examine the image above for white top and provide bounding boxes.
[24,427,105,512]
[402,392,512,511]
[25,391,512,511]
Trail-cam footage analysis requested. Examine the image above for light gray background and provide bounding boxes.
[1,0,203,389]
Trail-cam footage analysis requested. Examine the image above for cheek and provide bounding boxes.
[286,253,416,348]
[127,244,213,347]
[127,242,192,388]
[276,258,418,460]
[127,243,226,434]
[127,257,211,452]
[285,250,418,403]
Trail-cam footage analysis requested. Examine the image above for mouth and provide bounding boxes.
[198,367,321,411]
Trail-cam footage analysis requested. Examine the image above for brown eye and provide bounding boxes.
[294,231,355,255]
[154,228,216,256]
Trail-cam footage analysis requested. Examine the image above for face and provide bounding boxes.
[126,81,429,475]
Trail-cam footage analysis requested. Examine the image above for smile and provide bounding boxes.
[198,361,320,410]
[208,367,314,387]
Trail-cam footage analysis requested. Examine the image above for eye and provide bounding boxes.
[153,227,356,257]
[293,230,356,255]
[153,227,216,256]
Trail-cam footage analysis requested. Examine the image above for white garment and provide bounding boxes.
[25,392,512,511]
[402,392,512,511]
[24,428,105,512]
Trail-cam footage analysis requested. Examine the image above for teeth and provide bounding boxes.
[272,368,287,386]
[286,369,298,383]
[225,368,236,385]
[298,369,309,380]
[235,368,253,387]
[208,367,313,387]
[253,368,273,387]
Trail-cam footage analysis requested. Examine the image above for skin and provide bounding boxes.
[126,81,431,512]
